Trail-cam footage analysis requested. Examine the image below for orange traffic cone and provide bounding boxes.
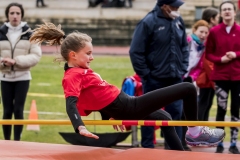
[26,100,40,131]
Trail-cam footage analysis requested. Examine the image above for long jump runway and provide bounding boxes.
[0,140,239,160]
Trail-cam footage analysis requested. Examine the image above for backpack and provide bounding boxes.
[122,73,143,96]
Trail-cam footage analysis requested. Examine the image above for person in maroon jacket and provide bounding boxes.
[205,1,240,154]
[29,22,225,151]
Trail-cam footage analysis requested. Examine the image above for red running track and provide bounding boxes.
[0,140,239,160]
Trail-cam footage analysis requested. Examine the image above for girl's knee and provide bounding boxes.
[148,110,172,121]
[164,112,172,120]
[159,110,172,120]
[182,82,196,93]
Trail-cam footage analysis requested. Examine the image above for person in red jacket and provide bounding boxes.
[29,22,225,151]
[205,1,240,154]
[196,7,219,121]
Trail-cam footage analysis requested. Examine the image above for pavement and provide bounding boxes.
[41,45,130,56]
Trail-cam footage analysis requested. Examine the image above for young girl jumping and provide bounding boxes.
[30,22,225,151]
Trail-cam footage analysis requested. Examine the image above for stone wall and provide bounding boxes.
[0,0,239,46]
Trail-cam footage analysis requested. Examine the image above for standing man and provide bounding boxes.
[205,1,240,154]
[129,0,189,149]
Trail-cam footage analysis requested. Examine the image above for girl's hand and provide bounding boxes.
[221,55,232,63]
[109,118,125,132]
[78,126,99,139]
[226,51,236,59]
[2,57,16,66]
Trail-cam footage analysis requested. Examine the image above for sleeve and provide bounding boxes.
[203,53,214,79]
[234,51,240,58]
[190,58,203,81]
[129,21,151,79]
[205,31,222,63]
[180,18,189,73]
[66,96,85,133]
[62,72,82,98]
[14,43,42,68]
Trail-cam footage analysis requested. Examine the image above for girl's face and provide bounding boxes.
[211,14,220,26]
[74,41,94,69]
[220,3,236,22]
[193,26,209,42]
[8,6,22,27]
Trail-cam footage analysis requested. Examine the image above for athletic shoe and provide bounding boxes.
[215,145,224,153]
[229,146,240,154]
[185,127,225,146]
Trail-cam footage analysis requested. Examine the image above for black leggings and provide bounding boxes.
[215,80,240,144]
[101,82,198,150]
[1,80,29,140]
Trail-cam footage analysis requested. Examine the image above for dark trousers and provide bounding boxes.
[141,77,183,148]
[198,87,215,121]
[1,80,29,140]
[101,82,197,150]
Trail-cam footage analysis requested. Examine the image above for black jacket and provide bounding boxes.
[129,5,189,80]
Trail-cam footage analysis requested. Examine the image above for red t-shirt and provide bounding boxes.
[62,67,120,116]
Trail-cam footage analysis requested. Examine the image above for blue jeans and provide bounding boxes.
[141,76,183,148]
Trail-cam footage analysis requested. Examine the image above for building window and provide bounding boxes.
[195,6,205,21]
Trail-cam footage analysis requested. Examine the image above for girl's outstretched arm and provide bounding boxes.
[66,96,99,139]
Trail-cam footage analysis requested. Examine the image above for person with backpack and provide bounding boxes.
[181,20,210,150]
[183,20,209,84]
[197,7,219,122]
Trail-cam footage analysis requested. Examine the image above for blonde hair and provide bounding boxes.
[192,20,209,33]
[30,22,92,62]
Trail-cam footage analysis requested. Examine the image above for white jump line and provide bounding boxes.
[0,110,65,115]
[27,92,64,98]
[24,111,65,115]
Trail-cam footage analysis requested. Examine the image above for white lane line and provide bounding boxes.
[0,110,65,115]
[28,92,64,98]
[24,111,65,115]
[37,83,51,86]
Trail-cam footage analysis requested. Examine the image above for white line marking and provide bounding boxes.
[28,92,64,98]
[0,110,65,115]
